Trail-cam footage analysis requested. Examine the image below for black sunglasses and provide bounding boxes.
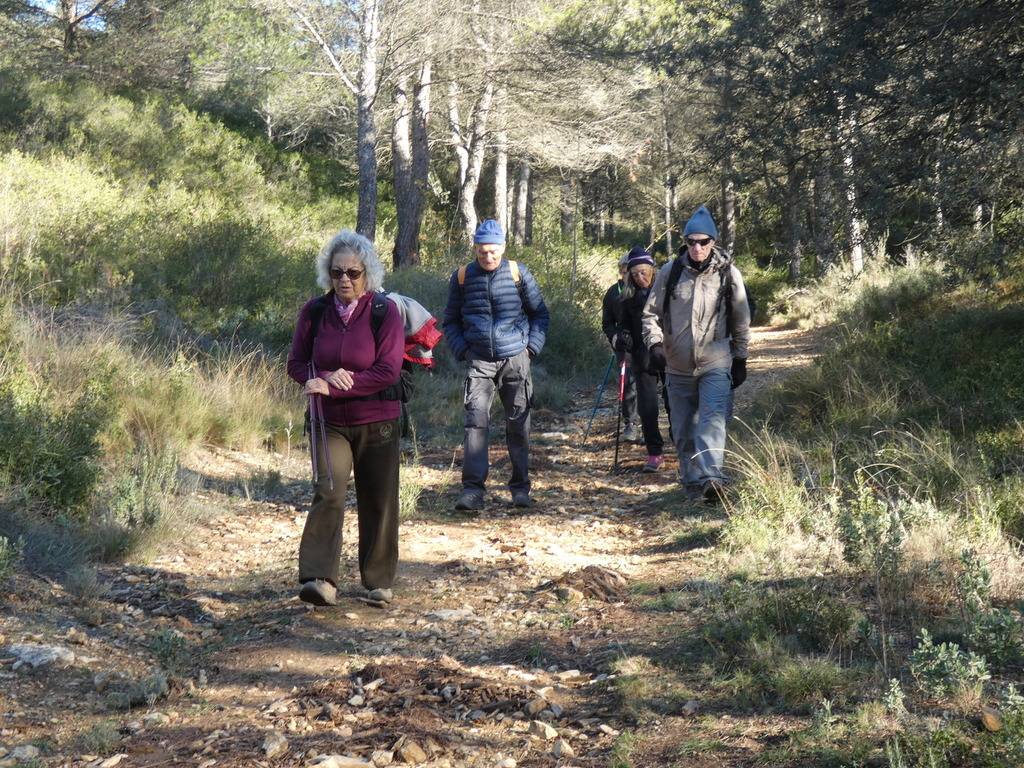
[686,237,713,247]
[329,267,365,281]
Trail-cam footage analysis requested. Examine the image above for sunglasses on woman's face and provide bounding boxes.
[686,237,713,247]
[330,267,365,281]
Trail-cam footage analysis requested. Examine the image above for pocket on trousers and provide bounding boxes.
[366,420,398,447]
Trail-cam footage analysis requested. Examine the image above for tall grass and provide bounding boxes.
[0,292,299,564]
[706,254,1024,760]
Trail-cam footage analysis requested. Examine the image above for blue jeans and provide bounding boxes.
[665,368,732,486]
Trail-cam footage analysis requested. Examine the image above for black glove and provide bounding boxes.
[614,330,633,355]
[731,357,747,389]
[647,343,666,374]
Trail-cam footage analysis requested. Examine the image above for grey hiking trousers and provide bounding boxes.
[666,368,733,487]
[462,349,532,494]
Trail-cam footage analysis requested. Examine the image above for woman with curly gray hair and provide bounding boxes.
[287,229,404,607]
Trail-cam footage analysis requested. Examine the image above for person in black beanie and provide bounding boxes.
[620,246,667,471]
[601,253,639,442]
[641,206,750,501]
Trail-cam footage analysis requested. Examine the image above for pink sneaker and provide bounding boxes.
[643,454,664,473]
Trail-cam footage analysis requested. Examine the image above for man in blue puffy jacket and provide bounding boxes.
[443,219,550,510]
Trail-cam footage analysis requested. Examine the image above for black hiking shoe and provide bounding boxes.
[511,491,534,508]
[454,491,484,511]
[702,479,728,504]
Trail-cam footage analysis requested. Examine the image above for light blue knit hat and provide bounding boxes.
[683,206,719,239]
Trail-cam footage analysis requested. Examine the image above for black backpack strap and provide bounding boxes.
[662,256,685,337]
[369,291,389,340]
[354,291,402,402]
[307,293,332,355]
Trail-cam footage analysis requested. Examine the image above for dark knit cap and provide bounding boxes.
[473,218,505,245]
[683,205,719,239]
[625,245,655,271]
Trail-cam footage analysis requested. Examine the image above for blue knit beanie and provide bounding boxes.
[473,219,505,245]
[625,245,655,271]
[683,206,718,240]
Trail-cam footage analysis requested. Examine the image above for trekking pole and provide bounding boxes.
[308,362,334,491]
[582,354,616,447]
[307,362,319,485]
[612,358,626,472]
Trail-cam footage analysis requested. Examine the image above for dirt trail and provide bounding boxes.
[1,322,823,768]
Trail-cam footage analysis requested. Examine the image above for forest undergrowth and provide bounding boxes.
[652,256,1024,767]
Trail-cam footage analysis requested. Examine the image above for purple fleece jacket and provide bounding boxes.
[287,292,404,426]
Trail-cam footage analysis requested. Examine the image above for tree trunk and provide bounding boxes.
[513,161,530,245]
[973,202,985,232]
[355,0,381,240]
[560,176,575,238]
[812,161,839,275]
[662,111,676,256]
[392,74,415,268]
[840,99,865,274]
[494,117,508,233]
[784,161,805,283]
[721,159,737,254]
[448,82,469,190]
[449,81,494,242]
[410,59,431,257]
[525,170,534,246]
[663,179,675,256]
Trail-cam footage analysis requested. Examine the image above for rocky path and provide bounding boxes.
[1,324,822,768]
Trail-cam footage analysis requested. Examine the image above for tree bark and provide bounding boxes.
[662,115,675,256]
[784,160,805,283]
[721,160,737,254]
[392,74,414,268]
[812,161,839,275]
[525,169,534,245]
[494,93,508,234]
[448,81,494,242]
[410,59,431,256]
[559,176,575,238]
[840,98,865,274]
[355,0,381,240]
[392,59,431,268]
[513,161,530,245]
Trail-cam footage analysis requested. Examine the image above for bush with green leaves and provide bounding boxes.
[837,473,906,588]
[956,549,1024,668]
[150,629,189,673]
[0,534,23,581]
[909,629,989,700]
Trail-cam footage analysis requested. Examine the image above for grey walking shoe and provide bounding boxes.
[622,422,638,442]
[454,490,484,511]
[299,579,337,607]
[366,588,393,604]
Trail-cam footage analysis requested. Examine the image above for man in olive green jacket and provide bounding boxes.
[641,206,751,501]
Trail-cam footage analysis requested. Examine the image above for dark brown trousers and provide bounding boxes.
[299,418,400,590]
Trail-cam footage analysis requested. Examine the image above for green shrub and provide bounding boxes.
[77,721,120,756]
[0,534,22,581]
[771,658,852,711]
[150,629,189,672]
[908,629,989,700]
[837,473,906,590]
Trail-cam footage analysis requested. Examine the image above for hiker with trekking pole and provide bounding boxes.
[286,230,405,607]
[618,246,667,473]
[443,219,550,512]
[601,253,639,443]
[641,206,751,502]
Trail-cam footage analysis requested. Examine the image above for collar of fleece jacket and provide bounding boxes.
[685,246,731,274]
